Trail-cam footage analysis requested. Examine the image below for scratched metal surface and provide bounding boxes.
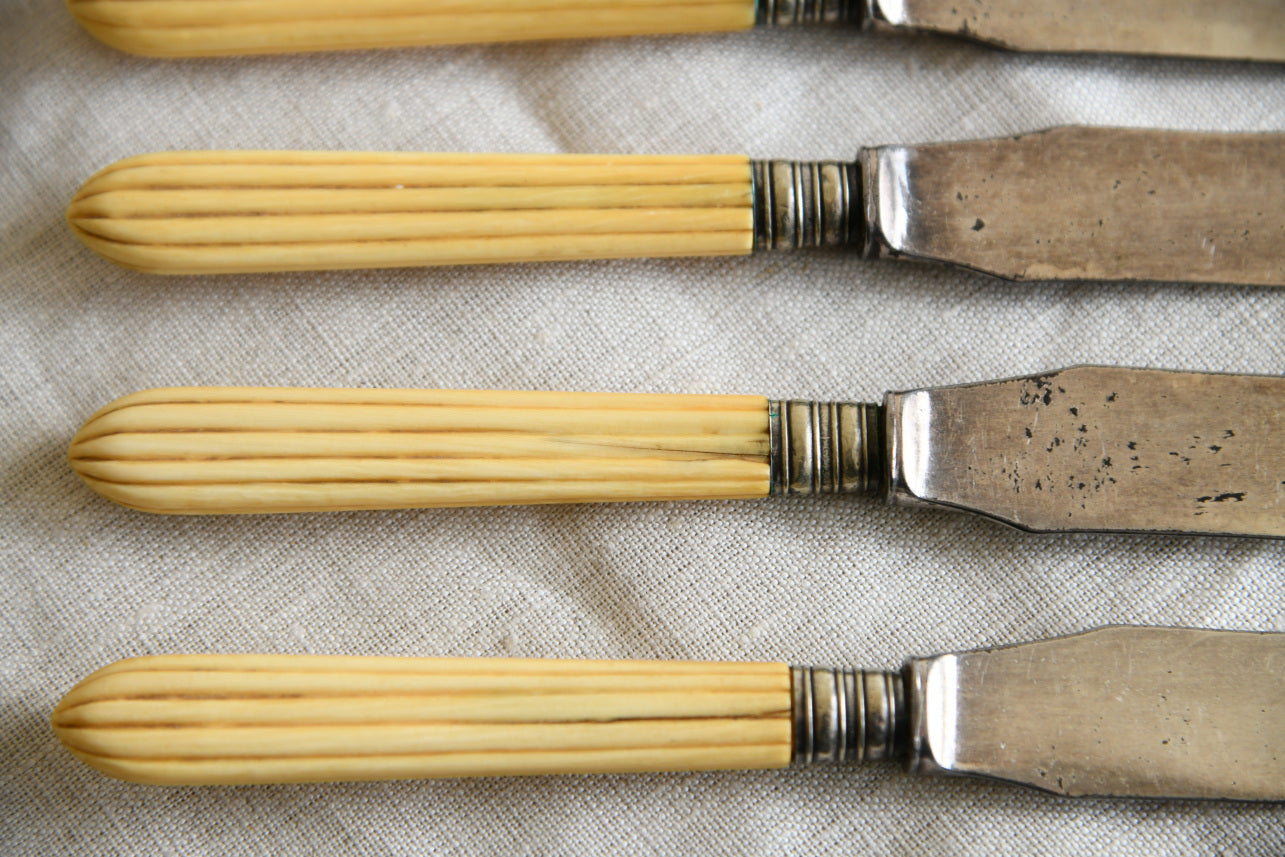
[880,0,1285,61]
[910,627,1285,799]
[862,127,1285,285]
[886,366,1285,535]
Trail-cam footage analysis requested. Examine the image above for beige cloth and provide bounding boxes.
[2,2,1283,853]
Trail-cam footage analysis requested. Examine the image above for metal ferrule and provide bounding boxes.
[755,0,867,26]
[768,400,882,496]
[790,666,906,765]
[751,160,863,251]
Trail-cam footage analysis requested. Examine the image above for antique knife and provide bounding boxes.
[52,626,1285,799]
[66,0,1285,61]
[68,366,1285,537]
[68,128,1285,287]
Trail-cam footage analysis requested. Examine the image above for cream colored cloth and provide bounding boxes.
[2,3,1284,853]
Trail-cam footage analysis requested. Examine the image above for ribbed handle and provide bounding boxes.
[69,387,772,514]
[52,655,793,785]
[68,151,754,274]
[68,0,758,57]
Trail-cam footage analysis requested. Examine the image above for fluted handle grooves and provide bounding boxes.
[791,667,906,765]
[769,400,882,496]
[68,388,773,514]
[67,0,759,58]
[755,0,866,26]
[68,152,756,275]
[52,655,794,784]
[751,160,863,251]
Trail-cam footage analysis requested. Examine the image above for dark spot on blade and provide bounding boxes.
[972,218,985,231]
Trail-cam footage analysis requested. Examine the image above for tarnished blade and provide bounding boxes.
[886,366,1285,536]
[908,627,1285,800]
[872,0,1285,62]
[862,127,1285,286]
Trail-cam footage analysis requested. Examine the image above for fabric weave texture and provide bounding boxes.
[2,3,1283,854]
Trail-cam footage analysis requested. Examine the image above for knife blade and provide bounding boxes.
[67,128,1285,287]
[65,0,1285,61]
[52,626,1285,799]
[68,366,1285,537]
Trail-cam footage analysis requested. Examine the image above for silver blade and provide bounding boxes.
[907,627,1285,800]
[871,0,1285,61]
[861,127,1285,286]
[885,366,1285,536]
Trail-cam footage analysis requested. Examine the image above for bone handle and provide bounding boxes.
[68,0,759,57]
[69,387,773,514]
[52,654,793,785]
[67,151,755,275]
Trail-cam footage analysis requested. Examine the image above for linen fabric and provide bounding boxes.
[2,2,1283,853]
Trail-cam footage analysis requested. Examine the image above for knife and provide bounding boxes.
[67,128,1285,287]
[51,626,1285,799]
[65,0,1285,61]
[68,366,1285,537]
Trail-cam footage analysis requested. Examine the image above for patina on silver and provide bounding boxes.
[883,365,1285,537]
[751,161,861,251]
[752,128,1284,287]
[756,0,864,26]
[790,667,904,765]
[793,626,1285,801]
[768,400,882,495]
[754,0,1284,62]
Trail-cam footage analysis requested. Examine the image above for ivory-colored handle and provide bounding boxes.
[68,151,754,274]
[52,655,793,785]
[70,387,772,514]
[68,0,757,57]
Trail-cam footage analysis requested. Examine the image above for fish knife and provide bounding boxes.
[68,127,1285,287]
[68,366,1285,537]
[65,0,1285,61]
[51,626,1285,800]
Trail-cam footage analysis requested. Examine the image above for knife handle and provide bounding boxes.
[69,387,776,514]
[52,654,796,784]
[68,151,757,275]
[71,388,885,514]
[69,0,764,57]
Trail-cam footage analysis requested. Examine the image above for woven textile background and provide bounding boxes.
[2,2,1283,853]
